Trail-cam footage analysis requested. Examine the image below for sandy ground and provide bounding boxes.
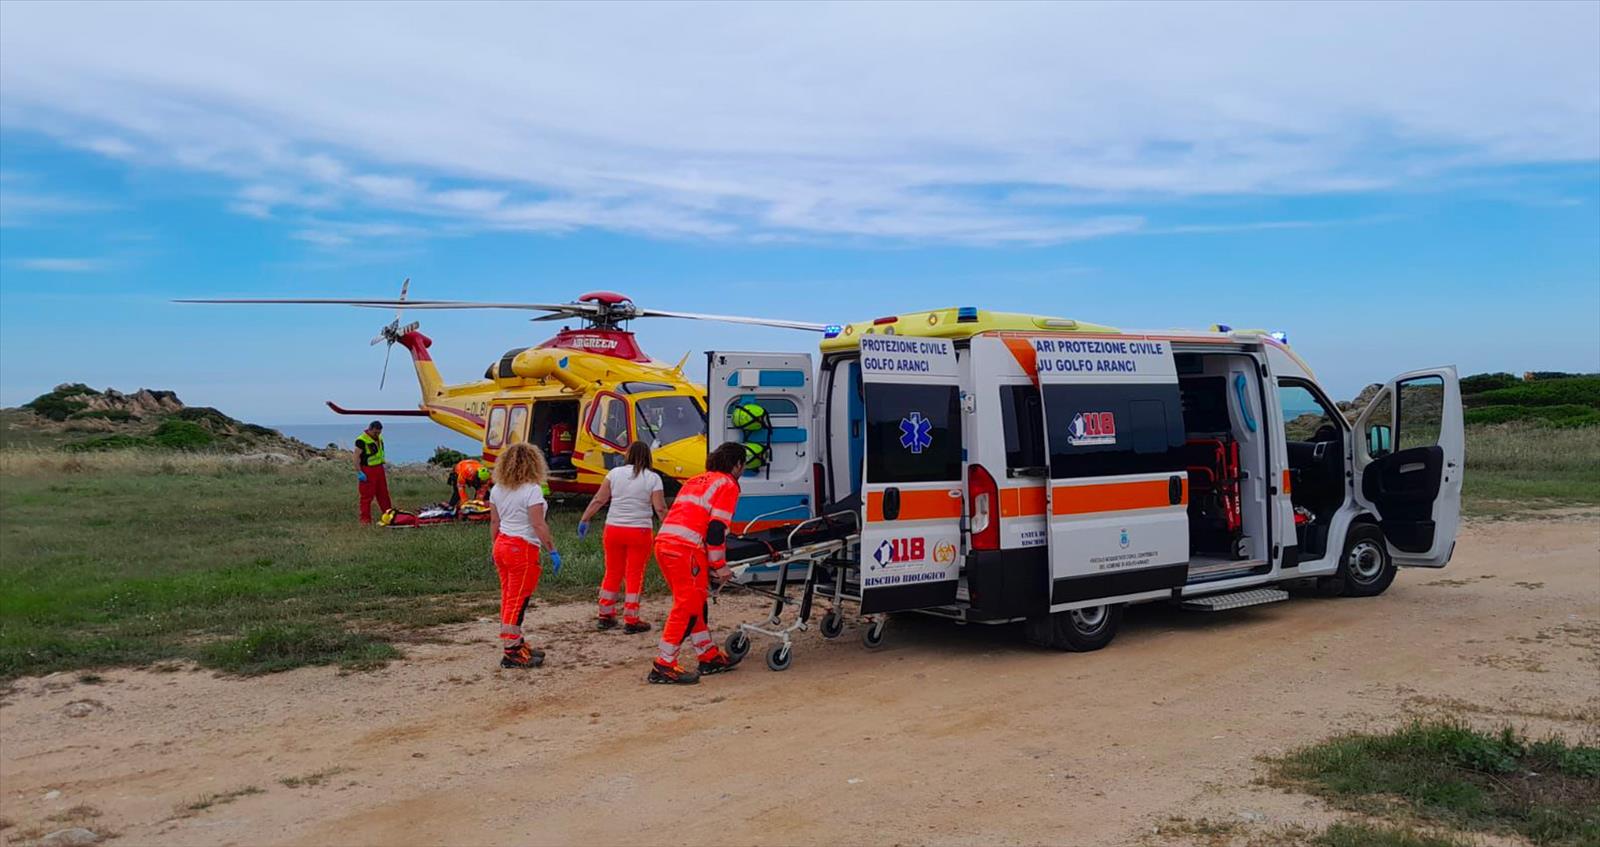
[2,516,1597,847]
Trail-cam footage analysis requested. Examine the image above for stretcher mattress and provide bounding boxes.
[725,510,858,564]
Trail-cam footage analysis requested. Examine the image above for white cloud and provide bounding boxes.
[0,2,1595,244]
[14,257,108,272]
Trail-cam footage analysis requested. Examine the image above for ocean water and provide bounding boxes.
[273,421,480,464]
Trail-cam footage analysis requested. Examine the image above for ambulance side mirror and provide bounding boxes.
[1366,424,1392,458]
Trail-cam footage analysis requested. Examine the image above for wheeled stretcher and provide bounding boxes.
[717,509,884,671]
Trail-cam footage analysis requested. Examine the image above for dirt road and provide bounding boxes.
[3,517,1597,846]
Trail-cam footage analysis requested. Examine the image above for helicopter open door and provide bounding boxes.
[706,352,815,533]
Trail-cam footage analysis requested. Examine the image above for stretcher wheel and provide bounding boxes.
[862,620,886,649]
[726,630,752,661]
[819,611,844,639]
[765,643,793,672]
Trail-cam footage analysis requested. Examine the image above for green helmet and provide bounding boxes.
[742,442,770,471]
[477,467,491,482]
[730,403,769,432]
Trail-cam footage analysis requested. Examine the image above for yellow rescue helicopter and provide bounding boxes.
[180,284,824,492]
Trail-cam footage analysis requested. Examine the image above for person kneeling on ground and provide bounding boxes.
[448,457,492,510]
[576,440,668,634]
[487,442,561,669]
[647,441,747,685]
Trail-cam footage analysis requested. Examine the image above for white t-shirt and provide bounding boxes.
[603,466,664,529]
[490,482,547,546]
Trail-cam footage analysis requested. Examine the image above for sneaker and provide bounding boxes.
[697,649,742,676]
[645,660,700,685]
[623,620,652,634]
[596,616,618,631]
[500,643,544,669]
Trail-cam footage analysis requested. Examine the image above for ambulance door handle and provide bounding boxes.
[883,487,901,521]
[1168,475,1184,505]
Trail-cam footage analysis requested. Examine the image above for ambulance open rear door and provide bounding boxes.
[858,335,965,615]
[1032,337,1191,608]
[706,352,816,541]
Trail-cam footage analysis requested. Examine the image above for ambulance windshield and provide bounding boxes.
[635,395,706,446]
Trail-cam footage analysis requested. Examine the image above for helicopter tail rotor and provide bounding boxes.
[374,278,413,390]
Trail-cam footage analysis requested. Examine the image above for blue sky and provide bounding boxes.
[2,2,1597,423]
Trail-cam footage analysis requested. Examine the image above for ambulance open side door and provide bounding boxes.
[706,352,815,538]
[1032,337,1191,607]
[1352,366,1463,567]
[858,335,964,615]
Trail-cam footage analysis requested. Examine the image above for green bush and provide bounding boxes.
[1459,372,1520,395]
[152,419,215,449]
[1470,377,1600,409]
[175,406,237,430]
[1464,404,1600,428]
[429,446,471,468]
[63,434,156,452]
[69,409,133,423]
[24,394,88,421]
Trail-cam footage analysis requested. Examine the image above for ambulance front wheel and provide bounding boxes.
[819,611,845,639]
[1332,523,1396,598]
[765,643,793,671]
[726,630,752,661]
[1025,604,1123,652]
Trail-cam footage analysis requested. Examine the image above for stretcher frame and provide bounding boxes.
[720,510,881,671]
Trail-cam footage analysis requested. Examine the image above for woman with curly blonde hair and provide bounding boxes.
[488,442,561,669]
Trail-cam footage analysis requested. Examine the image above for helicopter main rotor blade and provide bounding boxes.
[176,298,595,312]
[634,307,827,332]
[379,342,393,390]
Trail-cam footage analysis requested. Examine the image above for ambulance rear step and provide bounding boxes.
[1178,588,1289,612]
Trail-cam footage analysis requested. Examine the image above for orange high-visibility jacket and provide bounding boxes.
[454,459,489,500]
[657,470,740,572]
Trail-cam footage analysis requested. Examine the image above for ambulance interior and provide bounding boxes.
[1277,379,1348,560]
[1174,352,1270,575]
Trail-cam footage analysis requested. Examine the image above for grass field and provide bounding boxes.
[0,451,640,679]
[1,421,1595,680]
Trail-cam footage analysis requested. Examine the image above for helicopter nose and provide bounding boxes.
[654,440,705,480]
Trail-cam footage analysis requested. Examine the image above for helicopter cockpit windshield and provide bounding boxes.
[634,395,707,447]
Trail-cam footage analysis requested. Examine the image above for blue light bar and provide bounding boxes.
[1215,323,1233,333]
[823,324,843,339]
[1269,331,1288,344]
[957,306,979,323]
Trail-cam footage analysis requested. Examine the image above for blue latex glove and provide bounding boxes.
[576,521,590,540]
[357,471,368,483]
[547,550,563,576]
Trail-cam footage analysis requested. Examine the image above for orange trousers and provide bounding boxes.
[598,525,652,623]
[493,534,542,643]
[653,538,716,664]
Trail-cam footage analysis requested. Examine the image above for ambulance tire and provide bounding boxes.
[819,610,845,639]
[1025,604,1123,652]
[1333,524,1396,598]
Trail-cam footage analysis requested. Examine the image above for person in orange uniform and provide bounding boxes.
[646,442,747,685]
[355,420,392,525]
[487,442,561,669]
[449,457,493,508]
[576,440,668,633]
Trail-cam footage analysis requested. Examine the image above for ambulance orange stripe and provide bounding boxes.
[866,488,964,522]
[1000,485,1047,518]
[1050,478,1186,515]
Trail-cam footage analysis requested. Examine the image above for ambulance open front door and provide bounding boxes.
[1033,337,1191,606]
[859,335,964,615]
[1352,366,1463,568]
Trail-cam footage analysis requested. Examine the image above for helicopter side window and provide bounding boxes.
[485,406,508,449]
[635,395,707,447]
[507,405,530,444]
[588,393,631,449]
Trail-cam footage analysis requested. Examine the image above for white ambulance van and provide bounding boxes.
[711,307,1463,653]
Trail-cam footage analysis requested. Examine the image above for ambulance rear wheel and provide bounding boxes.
[1334,524,1396,598]
[819,611,845,639]
[765,643,793,671]
[1026,604,1122,652]
[726,630,752,661]
[862,620,887,649]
